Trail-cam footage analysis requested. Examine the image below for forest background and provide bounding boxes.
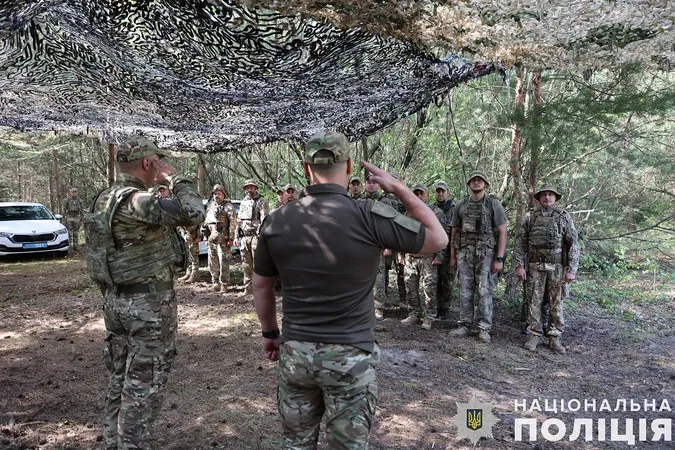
[1,65,673,308]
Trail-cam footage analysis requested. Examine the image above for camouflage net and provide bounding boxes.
[0,0,498,152]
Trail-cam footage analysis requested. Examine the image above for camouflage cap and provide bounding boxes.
[284,183,297,192]
[412,184,428,193]
[304,130,351,165]
[534,184,562,201]
[434,181,449,191]
[349,176,362,184]
[212,184,226,194]
[117,135,169,162]
[242,179,258,188]
[467,170,490,186]
[276,186,285,194]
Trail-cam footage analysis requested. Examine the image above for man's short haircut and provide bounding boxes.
[307,150,348,174]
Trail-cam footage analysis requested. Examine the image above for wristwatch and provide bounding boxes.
[495,256,505,263]
[261,329,280,339]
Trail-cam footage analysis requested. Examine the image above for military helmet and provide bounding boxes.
[467,170,489,186]
[212,184,226,194]
[242,179,258,189]
[534,184,562,201]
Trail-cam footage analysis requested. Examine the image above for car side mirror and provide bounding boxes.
[54,214,63,220]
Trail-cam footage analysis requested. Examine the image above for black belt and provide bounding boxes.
[116,280,174,294]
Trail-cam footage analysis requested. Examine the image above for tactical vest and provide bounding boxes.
[528,207,564,263]
[238,196,262,235]
[65,199,82,216]
[205,200,231,227]
[458,196,496,248]
[84,186,187,287]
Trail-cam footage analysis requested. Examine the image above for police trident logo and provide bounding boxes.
[451,395,500,445]
[467,408,482,430]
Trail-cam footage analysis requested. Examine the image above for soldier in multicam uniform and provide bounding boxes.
[449,171,507,344]
[236,179,269,296]
[272,186,289,212]
[204,184,238,292]
[515,184,579,354]
[433,181,455,320]
[362,174,382,201]
[400,185,444,330]
[284,183,298,202]
[84,136,204,450]
[358,175,385,319]
[379,171,407,307]
[63,187,84,251]
[349,176,364,200]
[252,130,448,450]
[177,224,202,284]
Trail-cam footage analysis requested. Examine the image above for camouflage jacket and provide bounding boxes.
[63,197,84,219]
[237,193,269,236]
[178,225,201,243]
[435,199,454,238]
[379,193,406,214]
[408,204,446,260]
[271,201,287,213]
[205,199,237,240]
[360,191,382,201]
[514,206,580,276]
[349,191,364,200]
[99,173,205,284]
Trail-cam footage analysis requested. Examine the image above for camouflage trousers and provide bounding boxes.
[207,238,231,285]
[277,341,380,450]
[240,235,258,294]
[527,262,565,337]
[185,238,200,274]
[383,253,406,304]
[102,288,178,450]
[65,217,81,249]
[457,246,497,330]
[403,255,437,318]
[436,260,455,316]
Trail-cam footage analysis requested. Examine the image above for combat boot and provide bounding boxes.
[400,315,421,325]
[211,283,221,292]
[375,309,384,321]
[449,326,469,337]
[478,329,491,344]
[178,268,192,282]
[549,337,566,354]
[421,317,432,330]
[184,270,199,284]
[524,335,540,351]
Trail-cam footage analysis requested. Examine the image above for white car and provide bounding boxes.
[198,199,241,256]
[0,202,70,257]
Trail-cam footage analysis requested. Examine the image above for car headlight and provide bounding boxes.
[0,232,12,238]
[55,228,68,235]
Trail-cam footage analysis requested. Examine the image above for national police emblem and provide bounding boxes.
[451,394,500,445]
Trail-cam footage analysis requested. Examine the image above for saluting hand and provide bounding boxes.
[362,161,401,193]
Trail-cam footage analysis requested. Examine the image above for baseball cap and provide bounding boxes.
[304,131,351,165]
[117,136,169,162]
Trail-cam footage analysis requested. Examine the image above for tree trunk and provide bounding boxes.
[53,149,62,214]
[107,143,116,187]
[528,72,542,207]
[17,161,22,201]
[196,154,206,197]
[506,68,526,302]
[401,109,428,171]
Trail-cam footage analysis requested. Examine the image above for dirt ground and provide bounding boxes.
[0,253,673,450]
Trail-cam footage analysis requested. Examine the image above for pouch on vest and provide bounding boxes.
[83,187,138,287]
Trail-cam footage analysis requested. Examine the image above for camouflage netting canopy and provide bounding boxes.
[0,0,498,152]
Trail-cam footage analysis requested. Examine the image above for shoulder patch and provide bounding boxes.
[394,214,422,233]
[371,201,397,219]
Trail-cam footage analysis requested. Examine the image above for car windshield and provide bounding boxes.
[0,205,54,221]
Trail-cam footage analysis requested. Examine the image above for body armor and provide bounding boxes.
[84,186,187,287]
[458,196,496,248]
[528,207,564,263]
[238,195,264,235]
[64,198,82,217]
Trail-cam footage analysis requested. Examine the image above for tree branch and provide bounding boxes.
[588,214,675,240]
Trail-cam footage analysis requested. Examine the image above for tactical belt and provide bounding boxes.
[531,252,562,264]
[242,230,258,237]
[116,280,174,294]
